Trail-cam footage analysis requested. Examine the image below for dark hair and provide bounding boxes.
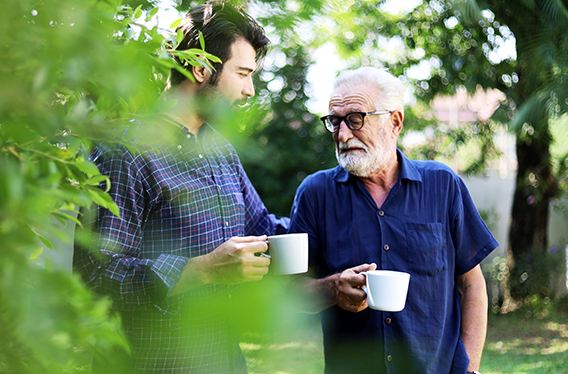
[170,1,270,86]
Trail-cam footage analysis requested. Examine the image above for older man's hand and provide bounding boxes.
[336,263,377,313]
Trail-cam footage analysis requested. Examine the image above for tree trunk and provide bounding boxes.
[506,135,554,302]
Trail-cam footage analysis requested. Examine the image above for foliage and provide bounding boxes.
[0,0,209,372]
[486,245,566,316]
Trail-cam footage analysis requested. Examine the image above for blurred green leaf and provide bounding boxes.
[87,187,120,217]
[170,17,182,29]
[28,247,44,262]
[74,159,101,178]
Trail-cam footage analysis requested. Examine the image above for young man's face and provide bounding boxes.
[198,38,257,114]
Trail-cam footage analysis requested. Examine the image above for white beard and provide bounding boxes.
[336,136,393,178]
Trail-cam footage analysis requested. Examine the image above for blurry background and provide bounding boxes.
[2,0,567,373]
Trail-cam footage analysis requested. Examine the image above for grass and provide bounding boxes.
[482,306,568,374]
[240,302,568,374]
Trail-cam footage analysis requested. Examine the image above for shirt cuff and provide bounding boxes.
[151,253,189,300]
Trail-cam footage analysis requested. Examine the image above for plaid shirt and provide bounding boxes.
[74,120,288,373]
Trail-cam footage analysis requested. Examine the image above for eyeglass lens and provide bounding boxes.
[327,112,365,131]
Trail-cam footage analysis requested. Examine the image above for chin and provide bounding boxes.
[338,154,385,178]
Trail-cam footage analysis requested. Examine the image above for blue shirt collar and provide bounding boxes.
[333,148,422,184]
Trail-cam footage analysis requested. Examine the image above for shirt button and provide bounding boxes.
[186,134,192,139]
[199,154,204,159]
[225,222,229,227]
[386,355,393,362]
[177,144,182,149]
[383,244,390,251]
[378,210,385,217]
[385,317,392,325]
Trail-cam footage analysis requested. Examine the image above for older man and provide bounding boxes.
[289,67,497,374]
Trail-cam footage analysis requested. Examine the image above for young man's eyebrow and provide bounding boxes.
[237,66,255,73]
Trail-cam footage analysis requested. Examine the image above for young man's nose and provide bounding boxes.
[243,76,255,97]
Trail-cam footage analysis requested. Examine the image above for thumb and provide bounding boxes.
[351,263,377,274]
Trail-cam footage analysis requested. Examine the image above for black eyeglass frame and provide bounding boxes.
[320,110,394,133]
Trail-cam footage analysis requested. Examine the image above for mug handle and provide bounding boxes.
[360,271,374,307]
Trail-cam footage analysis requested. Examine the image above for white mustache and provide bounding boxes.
[339,139,368,153]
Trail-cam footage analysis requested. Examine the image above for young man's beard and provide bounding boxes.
[194,70,245,122]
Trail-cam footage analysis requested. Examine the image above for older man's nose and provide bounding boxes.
[336,120,354,143]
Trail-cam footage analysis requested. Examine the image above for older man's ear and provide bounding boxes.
[391,110,404,137]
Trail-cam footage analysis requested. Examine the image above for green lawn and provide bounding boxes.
[482,309,568,374]
[241,305,568,374]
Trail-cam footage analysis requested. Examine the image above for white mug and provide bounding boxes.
[361,270,410,312]
[266,233,308,275]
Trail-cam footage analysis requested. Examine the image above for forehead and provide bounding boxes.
[225,38,257,71]
[329,83,378,113]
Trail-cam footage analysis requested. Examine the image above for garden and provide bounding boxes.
[1,0,567,373]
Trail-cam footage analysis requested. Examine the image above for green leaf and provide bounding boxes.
[162,99,179,112]
[51,211,83,228]
[28,247,44,262]
[199,31,205,50]
[176,29,184,46]
[85,175,109,189]
[87,187,120,217]
[146,6,159,22]
[170,18,182,29]
[38,234,53,250]
[74,159,101,178]
[134,4,143,19]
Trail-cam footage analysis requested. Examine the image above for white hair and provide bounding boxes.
[333,67,405,116]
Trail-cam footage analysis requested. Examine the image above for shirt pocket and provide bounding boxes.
[404,222,447,275]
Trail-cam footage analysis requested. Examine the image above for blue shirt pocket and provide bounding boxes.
[404,222,447,275]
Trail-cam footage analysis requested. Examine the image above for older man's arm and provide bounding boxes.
[290,263,377,314]
[457,264,488,372]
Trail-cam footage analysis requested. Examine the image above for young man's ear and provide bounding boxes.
[191,64,210,84]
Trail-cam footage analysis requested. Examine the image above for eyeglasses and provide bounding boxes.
[320,110,393,133]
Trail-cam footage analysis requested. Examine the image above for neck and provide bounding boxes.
[163,83,203,135]
[359,157,400,208]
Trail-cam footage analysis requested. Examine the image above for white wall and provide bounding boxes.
[463,176,568,296]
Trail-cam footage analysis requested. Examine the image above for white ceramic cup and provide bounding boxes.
[361,270,411,312]
[267,233,309,274]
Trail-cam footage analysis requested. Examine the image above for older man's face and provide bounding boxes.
[329,83,397,178]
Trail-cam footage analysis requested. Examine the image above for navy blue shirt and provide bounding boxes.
[289,149,498,374]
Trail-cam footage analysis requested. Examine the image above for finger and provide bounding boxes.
[248,255,271,267]
[346,288,368,303]
[231,235,268,243]
[233,236,269,253]
[341,271,366,288]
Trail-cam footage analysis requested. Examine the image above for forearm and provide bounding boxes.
[169,255,210,297]
[77,250,188,309]
[459,267,488,371]
[289,273,339,313]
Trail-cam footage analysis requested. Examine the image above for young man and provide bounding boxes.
[73,2,287,373]
[289,67,497,374]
